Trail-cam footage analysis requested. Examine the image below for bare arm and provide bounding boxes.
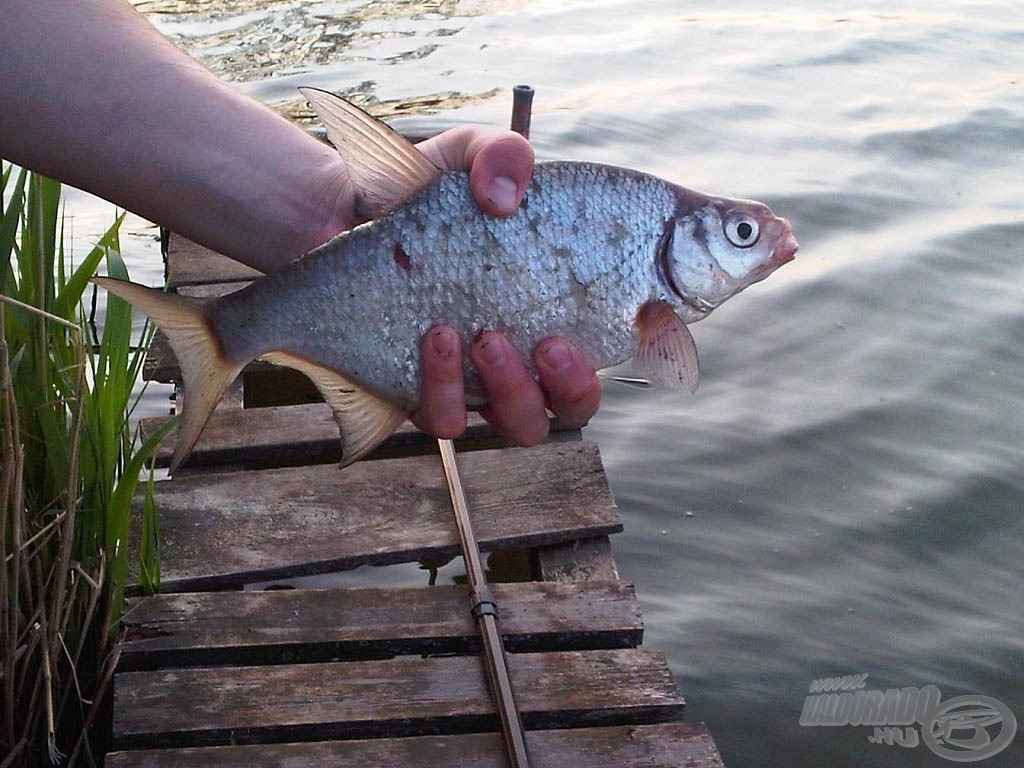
[1,0,355,271]
[0,0,539,270]
[0,0,600,442]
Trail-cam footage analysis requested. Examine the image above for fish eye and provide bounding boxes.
[724,213,760,248]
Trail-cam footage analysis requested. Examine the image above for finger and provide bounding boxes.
[410,326,467,439]
[468,133,534,217]
[417,126,534,218]
[470,332,549,446]
[534,338,602,428]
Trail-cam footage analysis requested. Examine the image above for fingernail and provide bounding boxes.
[487,176,518,212]
[540,340,573,371]
[474,333,507,367]
[429,327,456,359]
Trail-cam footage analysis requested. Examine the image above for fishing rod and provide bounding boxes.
[438,438,531,768]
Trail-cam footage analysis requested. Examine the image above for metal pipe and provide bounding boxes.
[510,85,534,139]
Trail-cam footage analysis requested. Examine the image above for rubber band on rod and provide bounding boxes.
[470,585,499,619]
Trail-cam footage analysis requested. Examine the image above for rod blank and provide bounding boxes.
[438,439,531,768]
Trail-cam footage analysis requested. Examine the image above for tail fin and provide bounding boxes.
[93,278,246,473]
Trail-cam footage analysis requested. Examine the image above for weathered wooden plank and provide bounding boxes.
[106,721,724,768]
[140,405,487,470]
[134,441,619,592]
[164,235,262,288]
[119,581,642,670]
[112,648,684,749]
[533,535,620,581]
[142,402,382,470]
[140,403,579,471]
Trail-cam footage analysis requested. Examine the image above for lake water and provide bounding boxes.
[70,1,1024,765]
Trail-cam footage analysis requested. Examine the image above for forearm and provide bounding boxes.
[0,0,354,271]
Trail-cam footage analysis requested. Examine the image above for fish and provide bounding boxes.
[94,88,797,473]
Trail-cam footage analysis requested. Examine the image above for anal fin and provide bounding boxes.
[633,300,700,393]
[260,352,408,467]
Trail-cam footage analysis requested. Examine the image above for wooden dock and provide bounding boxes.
[104,233,726,767]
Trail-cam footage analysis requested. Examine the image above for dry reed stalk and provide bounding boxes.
[2,166,169,766]
[2,253,98,766]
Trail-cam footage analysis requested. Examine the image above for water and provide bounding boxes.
[71,2,1024,764]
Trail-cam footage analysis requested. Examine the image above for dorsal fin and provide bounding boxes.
[300,88,441,219]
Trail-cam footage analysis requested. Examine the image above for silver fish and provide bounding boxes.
[95,89,797,472]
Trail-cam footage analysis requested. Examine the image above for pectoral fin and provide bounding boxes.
[260,352,408,466]
[633,300,700,393]
[300,88,442,220]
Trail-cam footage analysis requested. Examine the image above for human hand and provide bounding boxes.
[415,125,535,217]
[409,127,602,445]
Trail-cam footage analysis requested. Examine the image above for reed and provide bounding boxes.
[1,163,171,767]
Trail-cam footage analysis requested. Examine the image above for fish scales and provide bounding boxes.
[213,162,677,407]
[92,89,795,471]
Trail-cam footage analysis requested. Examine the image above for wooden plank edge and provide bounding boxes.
[106,721,725,768]
[532,535,620,582]
[117,581,643,671]
[139,513,624,594]
[140,405,581,471]
[162,230,263,288]
[112,649,685,749]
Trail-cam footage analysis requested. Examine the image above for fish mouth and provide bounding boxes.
[750,229,798,282]
[773,230,799,267]
[770,217,799,268]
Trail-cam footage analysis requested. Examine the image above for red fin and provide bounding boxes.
[633,301,700,393]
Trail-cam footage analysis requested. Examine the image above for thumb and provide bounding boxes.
[417,126,534,218]
[467,132,534,217]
